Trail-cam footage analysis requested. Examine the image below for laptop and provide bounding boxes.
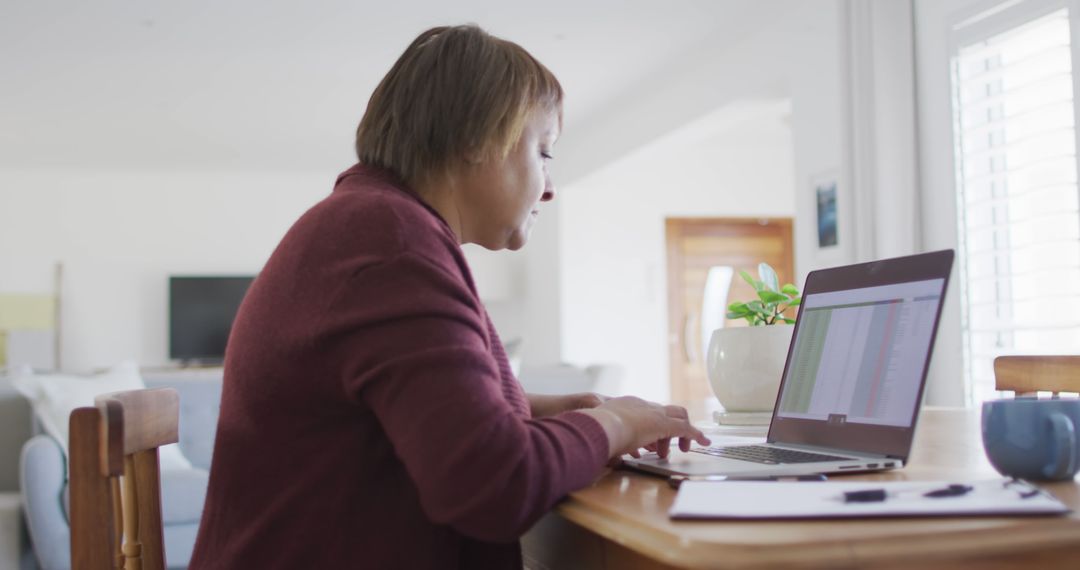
[623,249,955,478]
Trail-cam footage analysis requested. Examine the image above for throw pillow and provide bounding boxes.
[12,361,194,471]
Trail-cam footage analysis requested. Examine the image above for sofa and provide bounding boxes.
[19,372,223,570]
[13,362,619,569]
[0,377,35,570]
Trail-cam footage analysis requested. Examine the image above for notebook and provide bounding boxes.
[669,479,1069,519]
[622,250,955,478]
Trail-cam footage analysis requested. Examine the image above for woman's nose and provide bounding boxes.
[540,179,556,202]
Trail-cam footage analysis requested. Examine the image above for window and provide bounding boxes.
[951,3,1080,403]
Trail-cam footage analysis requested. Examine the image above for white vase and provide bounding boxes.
[706,325,795,413]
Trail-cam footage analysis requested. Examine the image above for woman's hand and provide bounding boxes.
[577,397,710,461]
[527,392,608,418]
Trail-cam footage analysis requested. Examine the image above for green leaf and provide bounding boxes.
[726,305,749,318]
[727,262,803,325]
[757,290,788,304]
[758,263,779,293]
[739,269,763,292]
[750,306,771,325]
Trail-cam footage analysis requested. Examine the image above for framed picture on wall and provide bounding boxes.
[814,178,838,249]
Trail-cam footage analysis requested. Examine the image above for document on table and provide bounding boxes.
[669,479,1069,519]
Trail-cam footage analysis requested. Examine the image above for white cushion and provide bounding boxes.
[11,361,193,471]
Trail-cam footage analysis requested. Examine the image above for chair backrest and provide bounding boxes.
[68,388,179,570]
[994,355,1080,397]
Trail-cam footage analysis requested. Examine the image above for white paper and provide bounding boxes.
[670,480,1069,519]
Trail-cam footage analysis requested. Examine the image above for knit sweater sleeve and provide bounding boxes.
[324,250,610,543]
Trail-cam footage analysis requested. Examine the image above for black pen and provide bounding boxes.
[842,484,974,503]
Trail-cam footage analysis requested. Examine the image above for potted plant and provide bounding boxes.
[706,263,801,415]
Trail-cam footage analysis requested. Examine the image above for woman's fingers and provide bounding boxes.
[691,427,711,446]
[642,406,710,457]
[656,437,671,458]
[664,405,690,420]
[659,407,709,441]
[578,392,605,409]
[660,405,709,450]
[584,396,712,461]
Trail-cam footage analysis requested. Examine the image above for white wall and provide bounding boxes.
[768,0,965,407]
[3,1,944,399]
[548,1,846,403]
[0,167,553,372]
[788,0,848,283]
[559,102,797,402]
[551,0,967,406]
[0,169,332,371]
[825,0,968,406]
[913,0,998,406]
[3,2,796,376]
[463,236,555,367]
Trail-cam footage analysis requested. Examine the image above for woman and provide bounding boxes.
[190,25,708,569]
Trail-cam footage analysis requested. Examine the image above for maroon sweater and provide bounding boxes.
[188,164,609,569]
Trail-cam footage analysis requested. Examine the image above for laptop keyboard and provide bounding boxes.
[691,445,853,465]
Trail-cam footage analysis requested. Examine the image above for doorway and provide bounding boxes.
[665,217,794,405]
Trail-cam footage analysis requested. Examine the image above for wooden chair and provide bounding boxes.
[68,388,180,570]
[994,355,1080,397]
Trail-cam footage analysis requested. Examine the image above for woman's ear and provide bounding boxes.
[463,138,499,166]
[462,146,485,165]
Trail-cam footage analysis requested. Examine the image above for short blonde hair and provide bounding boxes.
[355,25,563,184]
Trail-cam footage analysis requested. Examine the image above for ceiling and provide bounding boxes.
[0,0,774,172]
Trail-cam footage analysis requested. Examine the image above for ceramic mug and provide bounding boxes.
[982,398,1080,481]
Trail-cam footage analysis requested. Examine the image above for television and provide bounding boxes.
[168,276,254,364]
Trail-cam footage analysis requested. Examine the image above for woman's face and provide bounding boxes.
[458,107,559,251]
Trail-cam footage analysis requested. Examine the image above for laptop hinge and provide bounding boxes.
[773,442,890,459]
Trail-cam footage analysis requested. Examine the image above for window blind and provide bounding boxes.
[952,6,1080,403]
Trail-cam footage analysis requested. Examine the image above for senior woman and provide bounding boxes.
[190,24,708,569]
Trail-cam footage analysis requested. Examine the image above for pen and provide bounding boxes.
[1004,478,1046,499]
[842,484,973,503]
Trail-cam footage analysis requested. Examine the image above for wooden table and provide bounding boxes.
[522,408,1080,569]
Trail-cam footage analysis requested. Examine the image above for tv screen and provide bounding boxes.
[169,276,254,363]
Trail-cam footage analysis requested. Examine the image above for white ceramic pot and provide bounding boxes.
[706,325,795,412]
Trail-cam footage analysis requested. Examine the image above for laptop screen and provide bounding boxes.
[765,250,954,460]
[774,278,945,428]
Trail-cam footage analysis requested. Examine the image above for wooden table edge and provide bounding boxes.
[554,492,1080,569]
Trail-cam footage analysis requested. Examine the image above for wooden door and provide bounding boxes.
[665,218,794,406]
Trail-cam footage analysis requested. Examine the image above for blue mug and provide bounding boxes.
[982,399,1080,481]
